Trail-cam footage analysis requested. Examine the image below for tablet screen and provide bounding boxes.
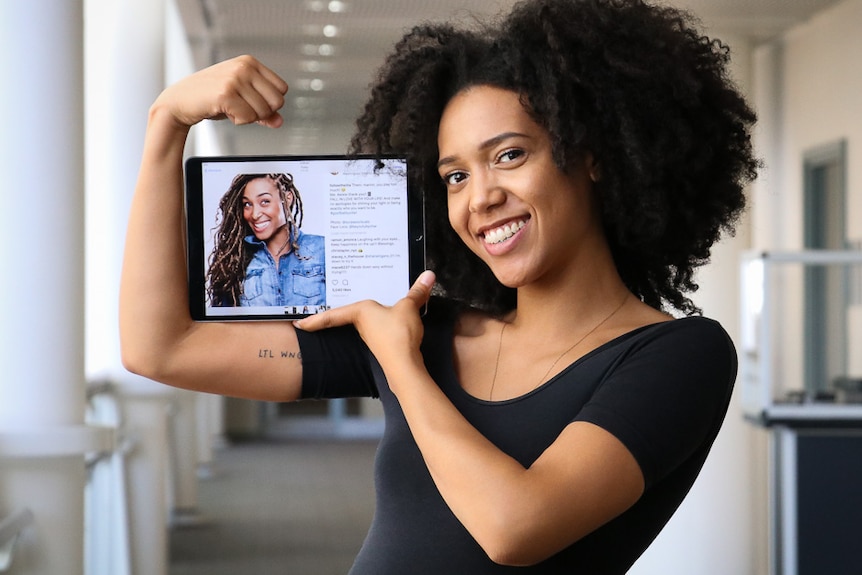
[184,154,424,320]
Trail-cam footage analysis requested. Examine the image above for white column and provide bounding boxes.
[85,1,174,574]
[0,2,105,575]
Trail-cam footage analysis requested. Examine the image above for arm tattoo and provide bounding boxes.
[258,348,302,359]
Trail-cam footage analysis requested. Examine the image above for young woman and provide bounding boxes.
[207,172,325,307]
[120,0,758,572]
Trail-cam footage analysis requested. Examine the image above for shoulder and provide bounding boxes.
[580,317,736,486]
[632,316,734,360]
[297,231,325,247]
[590,316,738,417]
[612,316,737,389]
[613,316,738,416]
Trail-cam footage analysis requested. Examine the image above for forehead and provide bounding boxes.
[437,86,540,155]
[243,177,278,197]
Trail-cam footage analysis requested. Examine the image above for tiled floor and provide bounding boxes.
[170,418,379,575]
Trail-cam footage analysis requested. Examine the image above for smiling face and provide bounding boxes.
[242,177,289,243]
[437,85,605,290]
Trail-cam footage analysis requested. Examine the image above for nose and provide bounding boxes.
[468,169,506,214]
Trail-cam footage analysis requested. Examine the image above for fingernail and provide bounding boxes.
[417,270,435,287]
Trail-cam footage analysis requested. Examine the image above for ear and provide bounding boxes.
[586,153,601,183]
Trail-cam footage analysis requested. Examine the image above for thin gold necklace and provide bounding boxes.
[488,293,629,401]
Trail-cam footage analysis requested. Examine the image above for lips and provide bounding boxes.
[482,219,527,245]
[252,220,271,233]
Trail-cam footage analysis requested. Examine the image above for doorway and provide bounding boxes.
[802,140,847,395]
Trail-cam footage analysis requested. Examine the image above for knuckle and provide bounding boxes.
[233,54,257,71]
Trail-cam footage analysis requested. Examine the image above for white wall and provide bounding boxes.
[754,0,862,385]
[753,0,862,250]
[744,1,862,574]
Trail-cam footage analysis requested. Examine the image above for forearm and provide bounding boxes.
[387,361,542,563]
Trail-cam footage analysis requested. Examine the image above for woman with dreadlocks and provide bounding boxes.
[207,172,325,308]
[121,0,758,572]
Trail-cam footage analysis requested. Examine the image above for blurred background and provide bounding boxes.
[2,0,861,574]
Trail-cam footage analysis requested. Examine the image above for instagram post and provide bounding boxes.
[184,155,424,320]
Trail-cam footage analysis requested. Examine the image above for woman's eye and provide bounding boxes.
[497,148,524,164]
[442,171,468,186]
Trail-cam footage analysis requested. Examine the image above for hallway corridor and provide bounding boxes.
[170,421,378,575]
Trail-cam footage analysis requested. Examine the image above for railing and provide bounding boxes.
[84,379,133,575]
[2,378,200,575]
[0,508,34,572]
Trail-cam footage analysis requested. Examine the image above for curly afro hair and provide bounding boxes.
[350,0,759,316]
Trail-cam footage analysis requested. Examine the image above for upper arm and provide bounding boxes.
[122,319,304,402]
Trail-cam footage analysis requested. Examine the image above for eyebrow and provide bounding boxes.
[436,131,530,170]
[243,191,274,200]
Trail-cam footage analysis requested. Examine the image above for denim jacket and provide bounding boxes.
[240,230,326,307]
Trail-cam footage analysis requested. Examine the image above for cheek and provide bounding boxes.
[446,194,467,235]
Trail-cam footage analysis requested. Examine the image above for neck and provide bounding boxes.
[265,225,292,260]
[508,242,629,337]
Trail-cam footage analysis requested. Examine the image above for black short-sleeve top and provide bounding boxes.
[296,298,736,574]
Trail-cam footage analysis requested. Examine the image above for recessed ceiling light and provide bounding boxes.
[296,78,326,92]
[300,60,335,73]
[300,43,336,57]
[302,23,339,38]
[328,1,347,13]
[301,60,322,73]
[293,96,325,109]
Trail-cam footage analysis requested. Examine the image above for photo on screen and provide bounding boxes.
[184,155,424,320]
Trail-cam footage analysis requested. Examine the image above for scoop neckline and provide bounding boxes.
[445,317,686,406]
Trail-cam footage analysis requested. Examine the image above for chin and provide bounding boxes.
[491,270,531,289]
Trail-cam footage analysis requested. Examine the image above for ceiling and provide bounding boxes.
[174,0,843,155]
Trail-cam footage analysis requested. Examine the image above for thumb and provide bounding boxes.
[256,112,284,129]
[404,270,435,306]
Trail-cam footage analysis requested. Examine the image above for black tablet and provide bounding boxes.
[184,154,424,321]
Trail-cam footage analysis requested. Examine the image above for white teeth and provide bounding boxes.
[483,220,525,244]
